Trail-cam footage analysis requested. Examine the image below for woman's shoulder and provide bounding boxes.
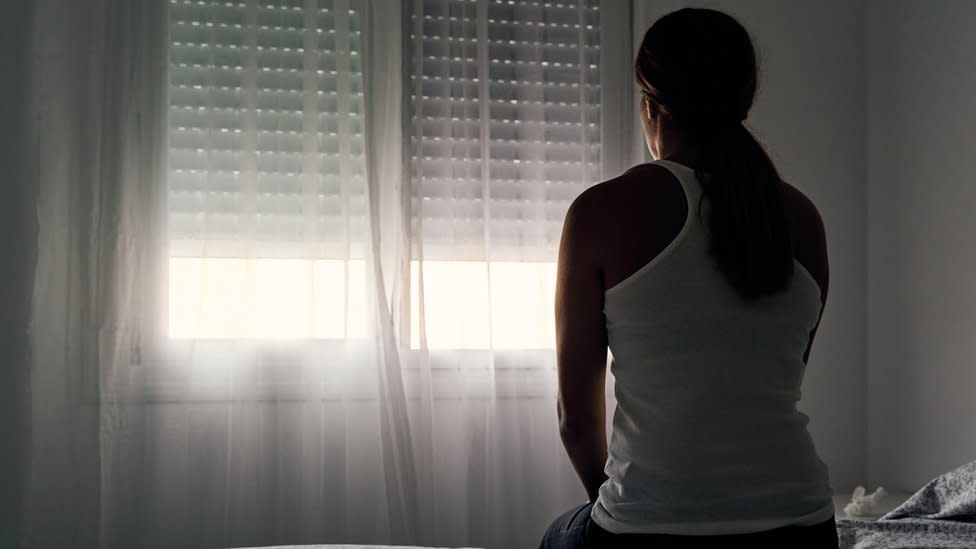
[563,164,679,260]
[780,180,824,222]
[778,180,828,294]
[565,164,680,243]
[778,180,826,248]
[572,163,675,208]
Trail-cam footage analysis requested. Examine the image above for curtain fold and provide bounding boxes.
[21,1,631,548]
[361,0,429,541]
[26,0,170,546]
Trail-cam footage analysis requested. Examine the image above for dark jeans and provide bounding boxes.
[539,502,840,549]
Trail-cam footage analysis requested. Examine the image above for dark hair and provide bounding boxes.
[635,8,793,300]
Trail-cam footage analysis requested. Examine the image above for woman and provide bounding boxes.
[540,8,838,549]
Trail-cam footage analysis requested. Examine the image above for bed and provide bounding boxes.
[836,458,976,548]
[232,461,976,549]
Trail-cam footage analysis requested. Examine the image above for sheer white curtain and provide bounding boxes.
[25,1,169,546]
[401,1,606,547]
[20,0,634,548]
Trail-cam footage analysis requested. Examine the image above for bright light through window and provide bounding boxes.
[168,258,367,340]
[169,258,557,349]
[409,261,557,350]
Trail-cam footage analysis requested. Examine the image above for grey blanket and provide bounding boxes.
[837,459,976,548]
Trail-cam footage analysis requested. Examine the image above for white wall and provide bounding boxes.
[633,0,868,492]
[867,0,976,491]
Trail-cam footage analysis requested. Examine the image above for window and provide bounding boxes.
[407,0,601,349]
[166,0,601,348]
[167,0,368,339]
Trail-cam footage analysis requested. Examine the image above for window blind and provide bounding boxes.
[408,0,601,262]
[168,0,367,259]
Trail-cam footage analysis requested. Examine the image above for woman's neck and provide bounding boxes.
[659,148,703,171]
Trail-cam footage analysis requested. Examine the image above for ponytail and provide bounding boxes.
[636,7,794,301]
[693,121,794,301]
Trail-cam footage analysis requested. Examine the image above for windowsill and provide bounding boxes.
[134,343,561,403]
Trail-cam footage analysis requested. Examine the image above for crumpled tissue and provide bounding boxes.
[843,485,887,518]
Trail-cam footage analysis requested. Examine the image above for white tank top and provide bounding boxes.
[590,159,835,535]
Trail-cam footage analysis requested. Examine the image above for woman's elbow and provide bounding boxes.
[557,395,602,436]
[557,402,577,439]
[558,414,592,441]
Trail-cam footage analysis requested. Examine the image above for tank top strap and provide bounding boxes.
[652,159,702,205]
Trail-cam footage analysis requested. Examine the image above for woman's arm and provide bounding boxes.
[554,190,610,502]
